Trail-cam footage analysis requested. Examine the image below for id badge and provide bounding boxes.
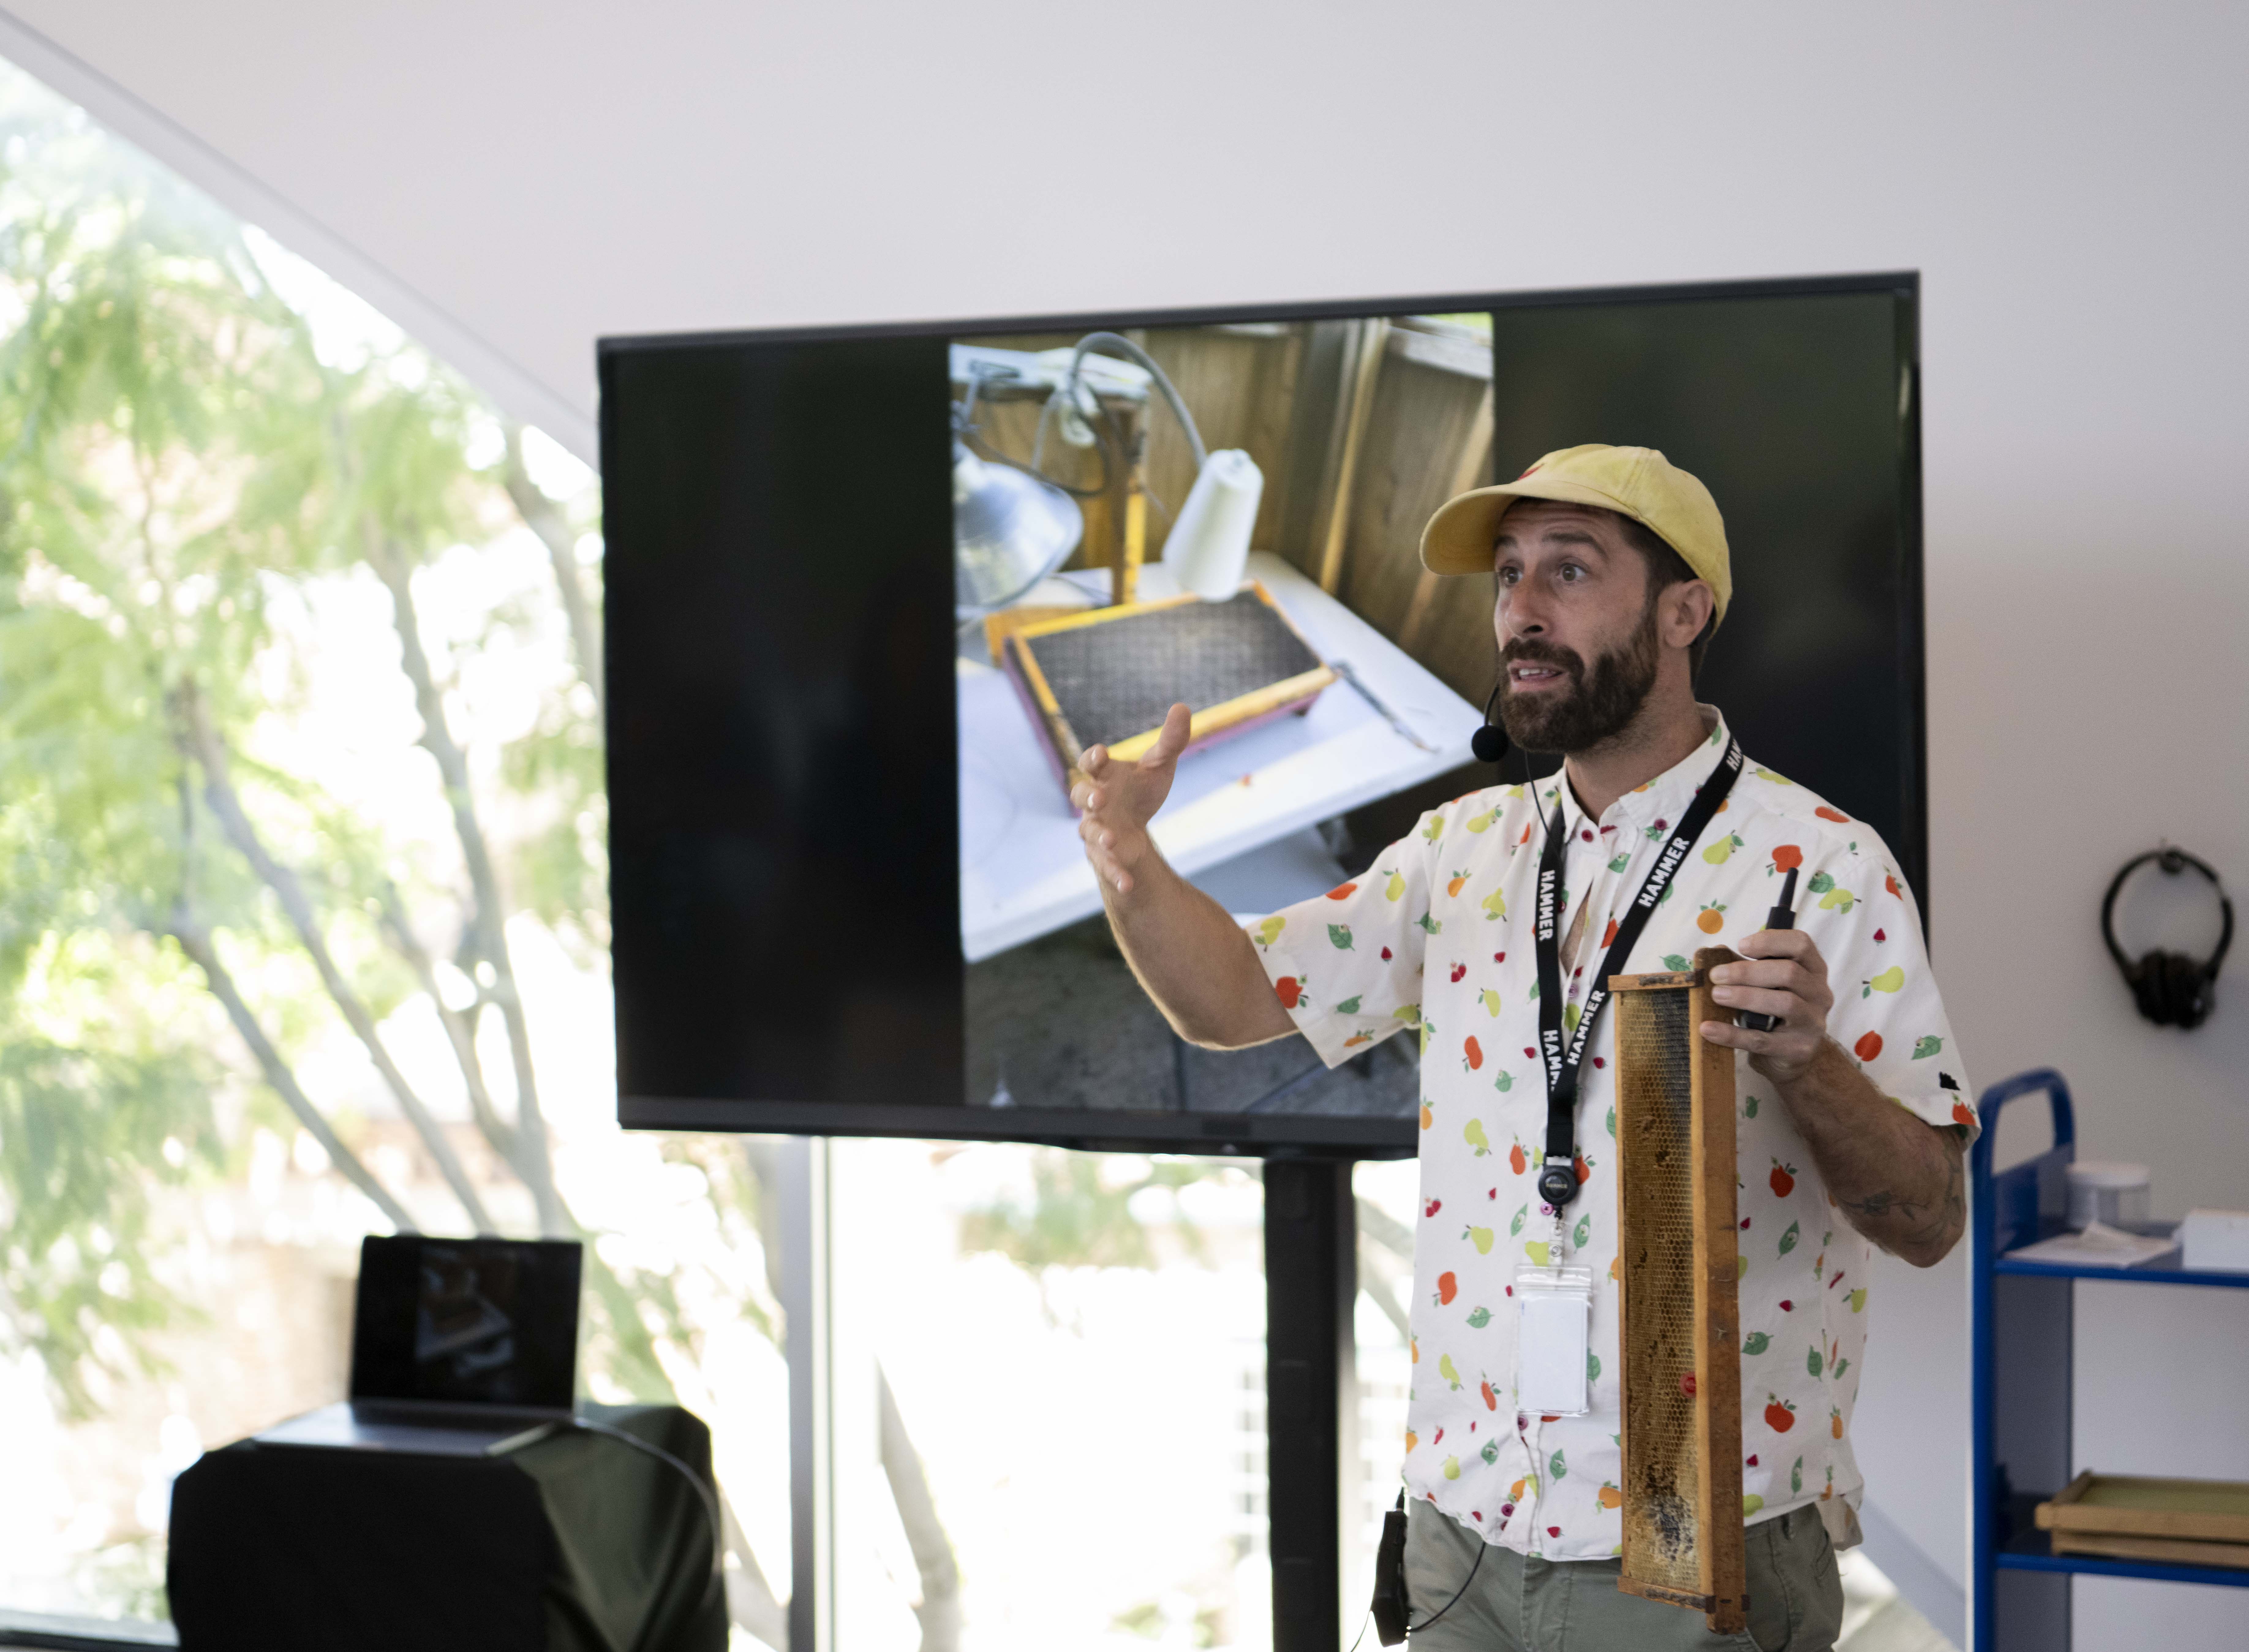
[1515,1262,1595,1416]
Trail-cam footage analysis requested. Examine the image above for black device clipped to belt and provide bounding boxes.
[1368,1490,1483,1646]
[1370,1493,1411,1644]
[1531,738,1744,1209]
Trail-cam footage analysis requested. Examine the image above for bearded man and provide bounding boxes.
[1070,445,1972,1651]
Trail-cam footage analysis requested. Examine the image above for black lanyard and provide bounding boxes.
[1531,738,1744,1209]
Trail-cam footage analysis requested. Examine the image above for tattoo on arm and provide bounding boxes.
[1842,1128,1965,1259]
[1774,1041,1970,1264]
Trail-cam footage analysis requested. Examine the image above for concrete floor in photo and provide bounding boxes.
[965,912,1419,1120]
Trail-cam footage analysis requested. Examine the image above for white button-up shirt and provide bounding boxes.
[1250,710,1972,1557]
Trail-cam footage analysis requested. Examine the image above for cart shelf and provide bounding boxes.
[1997,1531,2249,1591]
[1994,1222,2249,1289]
[1971,1070,2249,1650]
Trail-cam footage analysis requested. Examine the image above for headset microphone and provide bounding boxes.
[1470,677,1510,763]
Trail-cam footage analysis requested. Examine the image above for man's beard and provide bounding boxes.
[1496,603,1663,756]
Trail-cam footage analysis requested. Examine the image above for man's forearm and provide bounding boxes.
[1101,853,1295,1049]
[1770,1039,1966,1267]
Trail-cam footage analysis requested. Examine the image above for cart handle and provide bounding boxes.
[1968,1067,2075,1185]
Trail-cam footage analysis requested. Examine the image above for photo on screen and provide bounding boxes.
[415,1243,528,1398]
[951,314,1501,1123]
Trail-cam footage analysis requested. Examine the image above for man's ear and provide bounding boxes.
[1663,580,1715,650]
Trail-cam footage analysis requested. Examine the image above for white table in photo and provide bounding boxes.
[959,551,1486,962]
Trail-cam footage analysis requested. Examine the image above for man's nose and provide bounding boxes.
[1496,587,1547,642]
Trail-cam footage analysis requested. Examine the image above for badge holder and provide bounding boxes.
[1514,1215,1594,1417]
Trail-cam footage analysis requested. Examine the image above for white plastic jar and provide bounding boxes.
[2065,1161,2151,1230]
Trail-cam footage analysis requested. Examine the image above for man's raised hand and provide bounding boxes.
[1070,702,1194,898]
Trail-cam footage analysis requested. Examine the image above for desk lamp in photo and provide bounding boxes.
[959,334,1336,800]
[951,411,1084,617]
[949,333,1266,614]
[1046,331,1265,606]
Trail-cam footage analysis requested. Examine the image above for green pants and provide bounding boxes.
[1402,1500,1844,1652]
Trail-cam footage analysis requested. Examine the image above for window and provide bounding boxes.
[824,1139,1270,1647]
[0,59,790,1640]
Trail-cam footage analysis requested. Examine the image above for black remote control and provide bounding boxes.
[1739,865,1799,1032]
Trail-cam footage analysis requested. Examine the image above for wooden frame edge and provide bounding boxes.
[1618,1578,1717,1612]
[1002,629,1087,792]
[1106,666,1338,763]
[1690,944,1748,1635]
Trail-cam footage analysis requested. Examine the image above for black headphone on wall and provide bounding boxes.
[2101,847,2233,1029]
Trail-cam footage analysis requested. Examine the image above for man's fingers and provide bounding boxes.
[1712,958,1814,994]
[1082,831,1127,888]
[1143,703,1193,766]
[1097,846,1136,895]
[1699,1019,1767,1053]
[1082,817,1147,879]
[1710,983,1800,1024]
[1735,928,1826,975]
[1701,1018,1819,1069]
[1736,926,1811,954]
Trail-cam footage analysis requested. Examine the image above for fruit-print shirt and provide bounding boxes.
[1248,708,1974,1560]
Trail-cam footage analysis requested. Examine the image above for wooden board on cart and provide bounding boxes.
[2036,1469,2249,1553]
[2046,1528,2249,1570]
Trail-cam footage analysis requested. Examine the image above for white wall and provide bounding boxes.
[7,3,2246,1644]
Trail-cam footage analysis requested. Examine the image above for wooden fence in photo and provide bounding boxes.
[955,317,1501,712]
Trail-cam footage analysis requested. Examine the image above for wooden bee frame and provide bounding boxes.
[1607,945,1748,1635]
[995,581,1335,800]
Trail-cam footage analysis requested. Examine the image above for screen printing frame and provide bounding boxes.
[600,271,1925,1155]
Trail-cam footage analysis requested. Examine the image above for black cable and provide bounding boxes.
[1061,331,1210,469]
[957,372,1115,501]
[555,1416,726,1614]
[1410,1538,1485,1632]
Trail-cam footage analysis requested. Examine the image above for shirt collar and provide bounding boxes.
[1544,705,1734,838]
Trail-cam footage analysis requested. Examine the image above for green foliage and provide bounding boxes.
[958,1151,1248,1273]
[0,63,634,1419]
[1111,1597,1222,1646]
[0,934,223,1416]
[501,704,609,952]
[70,1533,169,1624]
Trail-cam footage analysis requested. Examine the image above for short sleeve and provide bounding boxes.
[1247,814,1442,1068]
[1804,839,1977,1141]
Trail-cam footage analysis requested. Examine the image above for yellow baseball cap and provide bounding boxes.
[1418,444,1732,625]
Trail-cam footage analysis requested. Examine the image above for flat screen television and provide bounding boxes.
[601,273,1923,1154]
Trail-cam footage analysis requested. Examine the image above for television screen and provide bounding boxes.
[602,274,1922,1152]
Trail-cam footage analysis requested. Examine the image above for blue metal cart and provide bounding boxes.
[1971,1069,2249,1650]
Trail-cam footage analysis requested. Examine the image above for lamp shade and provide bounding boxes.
[952,443,1083,614]
[1162,448,1264,601]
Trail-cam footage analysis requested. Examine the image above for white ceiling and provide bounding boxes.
[6,2,2243,474]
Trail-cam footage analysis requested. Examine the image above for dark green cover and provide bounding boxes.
[168,1403,727,1652]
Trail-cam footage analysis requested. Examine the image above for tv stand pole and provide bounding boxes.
[1263,1156,1358,1651]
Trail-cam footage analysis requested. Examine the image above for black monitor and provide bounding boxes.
[349,1235,583,1411]
[601,273,1923,1153]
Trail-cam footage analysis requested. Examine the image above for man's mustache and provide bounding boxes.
[1501,639,1586,681]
